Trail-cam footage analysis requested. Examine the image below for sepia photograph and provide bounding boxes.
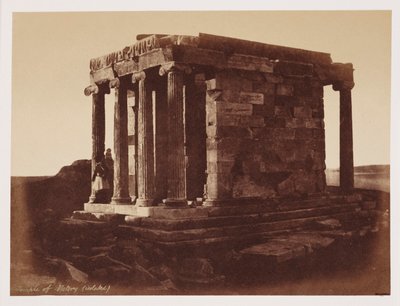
[1,2,398,306]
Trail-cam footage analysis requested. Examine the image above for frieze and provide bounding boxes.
[90,35,160,72]
[90,34,197,72]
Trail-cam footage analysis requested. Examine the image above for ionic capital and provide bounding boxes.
[159,62,192,76]
[109,78,120,89]
[131,71,146,84]
[84,84,99,96]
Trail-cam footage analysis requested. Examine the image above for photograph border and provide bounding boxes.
[1,1,399,305]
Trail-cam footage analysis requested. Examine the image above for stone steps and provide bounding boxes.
[236,222,380,271]
[203,194,359,217]
[125,202,361,231]
[239,231,337,264]
[117,209,371,243]
[70,193,377,253]
[129,221,375,255]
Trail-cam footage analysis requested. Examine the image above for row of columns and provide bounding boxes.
[85,63,191,206]
[85,63,356,207]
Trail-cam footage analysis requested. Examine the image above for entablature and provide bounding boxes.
[87,33,353,88]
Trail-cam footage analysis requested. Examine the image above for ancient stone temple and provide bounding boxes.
[79,33,373,250]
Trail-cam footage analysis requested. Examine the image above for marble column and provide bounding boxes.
[159,63,191,207]
[110,78,131,204]
[334,81,355,193]
[127,88,138,200]
[133,71,155,207]
[184,74,207,200]
[84,84,108,203]
[154,78,168,202]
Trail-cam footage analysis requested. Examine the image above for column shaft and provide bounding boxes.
[154,79,168,202]
[136,77,155,206]
[127,88,138,200]
[184,75,207,200]
[89,92,105,203]
[165,70,187,206]
[340,88,354,192]
[111,81,131,204]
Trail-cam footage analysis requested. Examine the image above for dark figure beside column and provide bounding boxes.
[104,148,114,202]
[91,158,110,203]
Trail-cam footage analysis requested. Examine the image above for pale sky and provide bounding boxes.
[11,11,391,176]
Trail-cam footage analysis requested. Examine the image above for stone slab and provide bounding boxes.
[240,230,337,263]
[240,240,306,263]
[117,211,364,243]
[84,203,209,219]
[84,203,140,215]
[72,211,124,223]
[150,207,209,220]
[83,193,363,223]
[132,203,358,231]
[272,232,335,253]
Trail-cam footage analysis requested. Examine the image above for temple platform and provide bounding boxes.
[83,202,209,219]
[73,192,379,254]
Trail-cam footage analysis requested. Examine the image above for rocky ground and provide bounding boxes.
[10,209,389,295]
[10,161,390,295]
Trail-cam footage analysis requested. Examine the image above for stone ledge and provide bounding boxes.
[84,203,209,219]
[72,211,125,223]
[116,210,367,243]
[239,231,336,263]
[127,203,359,231]
[84,194,361,220]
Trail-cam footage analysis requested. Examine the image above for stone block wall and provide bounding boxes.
[205,66,326,201]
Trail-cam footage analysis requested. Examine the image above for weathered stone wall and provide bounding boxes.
[205,65,326,200]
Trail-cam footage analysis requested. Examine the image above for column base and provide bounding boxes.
[164,198,187,207]
[88,195,96,203]
[136,198,155,207]
[111,197,132,205]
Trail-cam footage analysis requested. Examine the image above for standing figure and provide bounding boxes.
[92,158,110,203]
[104,148,114,202]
